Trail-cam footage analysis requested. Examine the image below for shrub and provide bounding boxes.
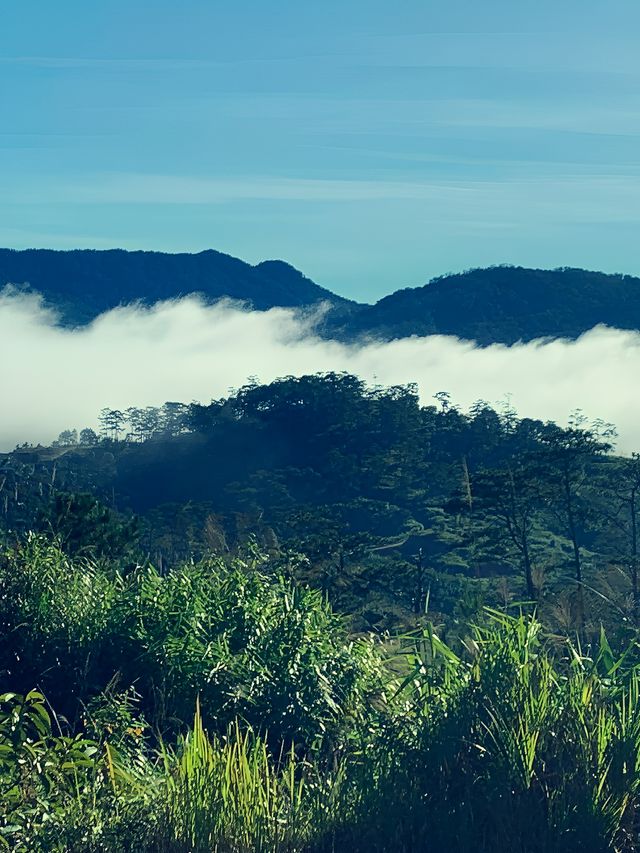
[0,536,388,748]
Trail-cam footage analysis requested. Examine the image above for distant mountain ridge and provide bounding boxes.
[326,266,640,346]
[2,247,640,345]
[0,247,347,324]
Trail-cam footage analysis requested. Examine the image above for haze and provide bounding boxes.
[1,287,636,453]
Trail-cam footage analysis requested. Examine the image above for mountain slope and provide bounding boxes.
[0,247,347,324]
[3,249,640,345]
[335,266,640,345]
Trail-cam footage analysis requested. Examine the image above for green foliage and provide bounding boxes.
[0,536,121,716]
[158,709,310,852]
[8,608,640,851]
[9,372,640,847]
[2,372,637,638]
[38,492,140,559]
[310,614,640,853]
[0,537,387,749]
[0,689,155,852]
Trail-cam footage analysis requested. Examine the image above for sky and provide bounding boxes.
[3,1,640,301]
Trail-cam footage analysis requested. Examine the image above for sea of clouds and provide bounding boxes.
[1,286,638,453]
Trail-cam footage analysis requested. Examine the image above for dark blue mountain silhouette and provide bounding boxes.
[2,248,640,345]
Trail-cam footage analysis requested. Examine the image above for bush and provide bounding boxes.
[0,536,388,748]
[5,536,640,851]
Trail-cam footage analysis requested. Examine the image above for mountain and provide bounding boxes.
[2,248,640,345]
[0,247,348,324]
[327,266,640,346]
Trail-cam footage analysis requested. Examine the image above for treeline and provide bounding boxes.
[53,401,192,445]
[2,372,637,638]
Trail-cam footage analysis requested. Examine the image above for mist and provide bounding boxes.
[1,286,638,453]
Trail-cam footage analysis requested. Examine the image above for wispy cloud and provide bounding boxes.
[7,172,640,226]
[0,228,135,250]
[0,57,237,70]
[362,31,640,75]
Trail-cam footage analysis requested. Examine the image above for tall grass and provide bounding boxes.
[158,707,309,852]
[141,614,640,852]
[4,539,640,850]
[323,612,640,853]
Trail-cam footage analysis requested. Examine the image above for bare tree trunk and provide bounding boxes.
[563,469,584,634]
[631,488,638,625]
[414,546,424,615]
[522,537,536,601]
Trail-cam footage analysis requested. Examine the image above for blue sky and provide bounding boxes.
[2,1,640,301]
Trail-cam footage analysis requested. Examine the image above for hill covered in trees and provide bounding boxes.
[1,372,636,639]
[0,248,348,324]
[3,248,640,344]
[327,266,640,345]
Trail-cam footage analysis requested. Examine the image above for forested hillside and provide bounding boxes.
[329,266,640,345]
[1,372,635,638]
[3,248,640,344]
[0,248,346,323]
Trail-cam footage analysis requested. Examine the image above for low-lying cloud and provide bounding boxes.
[2,286,639,453]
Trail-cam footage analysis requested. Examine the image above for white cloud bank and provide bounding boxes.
[1,287,639,453]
